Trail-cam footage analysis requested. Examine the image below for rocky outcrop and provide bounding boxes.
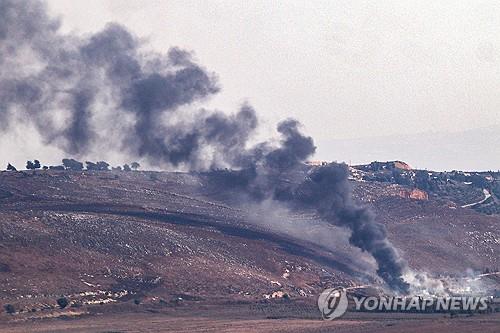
[399,188,428,201]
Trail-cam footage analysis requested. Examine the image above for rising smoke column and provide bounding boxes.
[213,118,317,200]
[209,118,410,292]
[0,0,410,292]
[293,164,410,293]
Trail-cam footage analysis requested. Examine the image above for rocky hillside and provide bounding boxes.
[0,168,498,316]
[352,161,500,214]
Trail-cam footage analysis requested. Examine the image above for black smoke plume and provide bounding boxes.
[0,0,409,292]
[0,0,255,169]
[293,164,410,293]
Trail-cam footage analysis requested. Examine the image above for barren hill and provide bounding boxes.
[0,169,499,322]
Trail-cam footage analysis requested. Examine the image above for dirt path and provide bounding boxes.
[461,189,491,208]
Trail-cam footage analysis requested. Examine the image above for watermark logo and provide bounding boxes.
[318,287,492,320]
[317,287,348,320]
[351,295,489,312]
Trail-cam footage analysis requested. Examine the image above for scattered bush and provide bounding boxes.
[57,297,69,309]
[4,304,15,314]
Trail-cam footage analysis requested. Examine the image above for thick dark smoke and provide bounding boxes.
[203,120,409,292]
[264,119,316,172]
[293,164,410,293]
[209,118,317,200]
[0,0,256,168]
[0,0,409,292]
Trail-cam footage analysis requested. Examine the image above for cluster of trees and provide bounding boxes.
[84,161,110,171]
[26,160,41,170]
[414,170,439,192]
[5,159,141,172]
[362,167,499,200]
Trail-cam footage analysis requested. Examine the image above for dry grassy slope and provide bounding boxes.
[0,170,498,311]
[0,170,356,310]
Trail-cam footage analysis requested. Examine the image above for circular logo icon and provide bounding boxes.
[318,287,348,320]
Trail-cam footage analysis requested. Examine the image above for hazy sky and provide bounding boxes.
[2,1,499,170]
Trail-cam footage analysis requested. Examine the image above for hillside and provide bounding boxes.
[0,168,499,332]
[352,161,500,214]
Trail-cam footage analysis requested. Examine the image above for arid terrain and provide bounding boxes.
[1,0,499,331]
[0,167,499,332]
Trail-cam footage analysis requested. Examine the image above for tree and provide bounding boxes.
[86,161,109,171]
[130,162,140,170]
[86,161,98,170]
[57,297,69,309]
[26,160,41,170]
[6,163,17,171]
[62,158,83,171]
[392,169,411,186]
[123,164,131,172]
[415,170,431,191]
[470,174,488,188]
[96,161,110,171]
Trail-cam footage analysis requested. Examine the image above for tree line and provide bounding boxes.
[4,159,140,172]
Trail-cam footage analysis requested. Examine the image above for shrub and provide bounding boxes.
[4,304,15,314]
[57,297,69,309]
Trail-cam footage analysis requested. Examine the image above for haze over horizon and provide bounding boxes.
[1,0,499,171]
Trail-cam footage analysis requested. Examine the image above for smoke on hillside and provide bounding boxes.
[0,0,410,293]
